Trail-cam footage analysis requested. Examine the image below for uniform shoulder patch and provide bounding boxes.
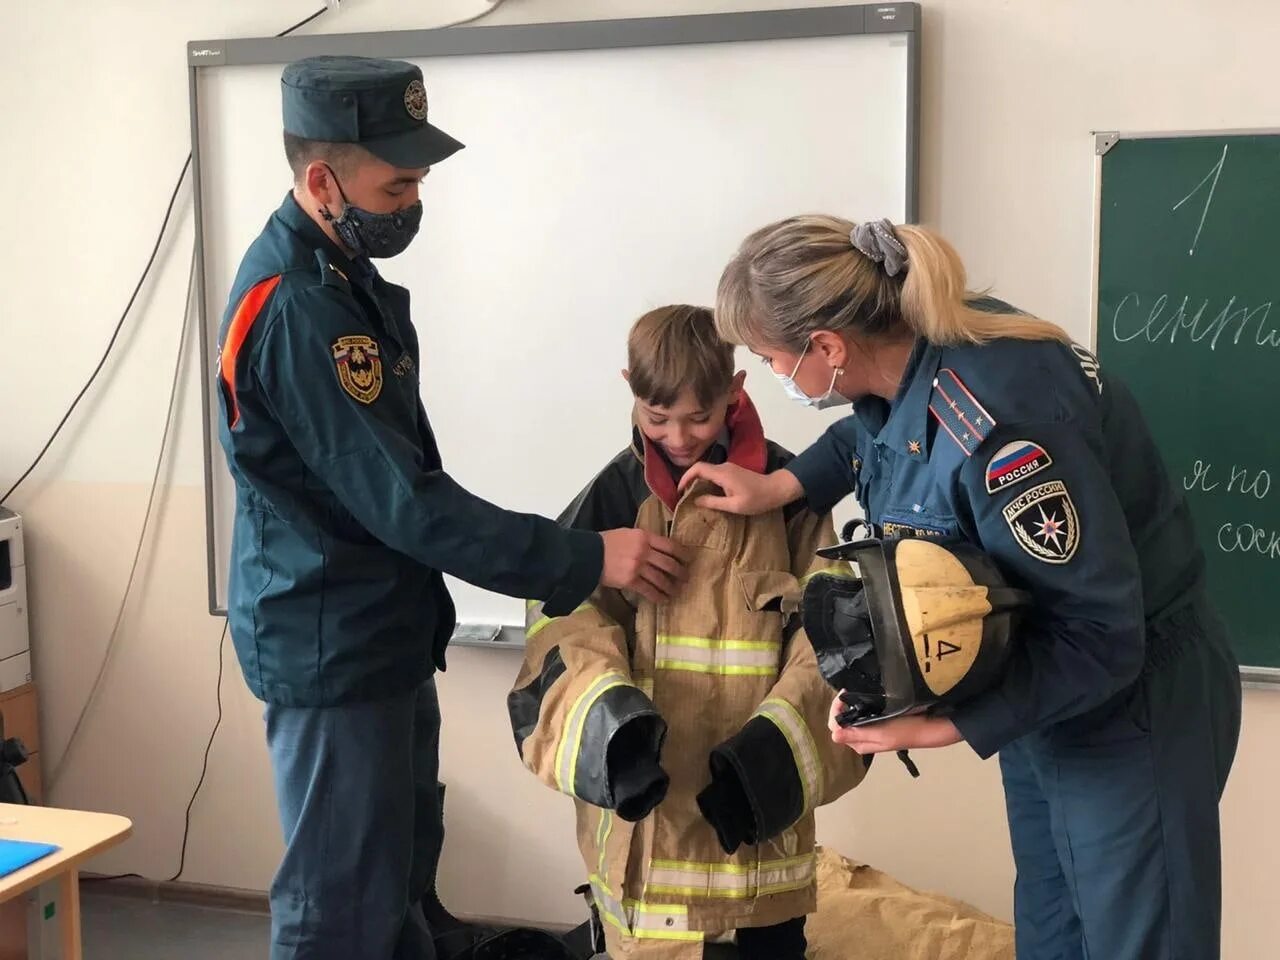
[929,368,996,457]
[1001,480,1079,564]
[985,440,1052,494]
[1071,343,1103,396]
[331,335,383,404]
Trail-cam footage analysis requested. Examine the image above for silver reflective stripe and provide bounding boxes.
[646,854,816,899]
[554,670,627,794]
[655,636,780,676]
[755,698,823,815]
[589,876,703,942]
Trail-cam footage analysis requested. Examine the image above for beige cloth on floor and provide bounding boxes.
[807,848,1014,960]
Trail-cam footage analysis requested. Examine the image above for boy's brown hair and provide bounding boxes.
[627,305,735,408]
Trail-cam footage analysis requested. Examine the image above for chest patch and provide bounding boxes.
[332,335,383,404]
[985,440,1052,494]
[1002,480,1080,564]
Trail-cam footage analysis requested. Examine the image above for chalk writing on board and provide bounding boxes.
[1184,460,1272,500]
[1171,144,1228,256]
[1217,523,1280,559]
[1112,293,1280,350]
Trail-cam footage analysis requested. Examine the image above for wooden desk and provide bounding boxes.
[0,803,132,960]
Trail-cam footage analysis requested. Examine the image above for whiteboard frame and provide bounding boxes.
[1090,128,1280,688]
[187,3,922,641]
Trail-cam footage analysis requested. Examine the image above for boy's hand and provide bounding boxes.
[677,462,802,516]
[600,529,689,605]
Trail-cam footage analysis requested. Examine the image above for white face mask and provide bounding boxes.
[774,339,848,410]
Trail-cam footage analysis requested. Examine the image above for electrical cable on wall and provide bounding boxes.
[46,248,199,792]
[168,618,228,883]
[0,159,191,508]
[46,0,517,882]
[0,8,332,509]
[0,1,511,508]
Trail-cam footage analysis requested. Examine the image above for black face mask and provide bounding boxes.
[320,166,423,259]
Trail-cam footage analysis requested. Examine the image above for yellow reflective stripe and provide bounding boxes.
[554,670,627,794]
[654,660,778,676]
[799,564,856,588]
[596,809,613,879]
[755,698,824,815]
[636,677,654,698]
[526,601,594,640]
[645,854,816,899]
[655,635,780,675]
[590,876,704,942]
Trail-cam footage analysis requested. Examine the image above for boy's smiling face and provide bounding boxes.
[630,371,746,469]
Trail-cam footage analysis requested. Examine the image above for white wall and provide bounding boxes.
[1,2,1277,957]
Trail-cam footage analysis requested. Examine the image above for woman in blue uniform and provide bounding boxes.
[680,215,1242,960]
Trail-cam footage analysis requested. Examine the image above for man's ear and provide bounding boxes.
[620,368,630,384]
[304,161,338,211]
[730,369,747,397]
[811,329,850,371]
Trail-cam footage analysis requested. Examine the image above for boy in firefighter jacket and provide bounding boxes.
[508,306,867,960]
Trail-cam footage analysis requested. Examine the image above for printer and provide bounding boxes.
[0,509,31,693]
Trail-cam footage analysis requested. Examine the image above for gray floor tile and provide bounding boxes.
[82,893,269,960]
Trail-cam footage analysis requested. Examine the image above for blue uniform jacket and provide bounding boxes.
[787,308,1203,758]
[216,194,602,706]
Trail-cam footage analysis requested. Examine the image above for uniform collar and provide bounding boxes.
[273,192,370,285]
[858,338,942,460]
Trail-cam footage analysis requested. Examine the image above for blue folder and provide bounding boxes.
[0,838,60,878]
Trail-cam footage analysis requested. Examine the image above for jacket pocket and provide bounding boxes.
[737,569,802,616]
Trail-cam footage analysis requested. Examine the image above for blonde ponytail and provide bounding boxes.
[715,215,1069,351]
[894,225,1069,346]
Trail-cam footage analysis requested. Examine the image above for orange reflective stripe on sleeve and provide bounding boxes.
[220,275,282,427]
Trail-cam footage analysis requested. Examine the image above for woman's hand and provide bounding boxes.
[827,695,962,753]
[677,462,802,516]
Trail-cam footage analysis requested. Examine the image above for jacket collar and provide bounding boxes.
[272,191,369,285]
[854,338,942,461]
[632,390,769,511]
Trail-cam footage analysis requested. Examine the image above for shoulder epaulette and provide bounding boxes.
[928,368,996,457]
[316,249,351,292]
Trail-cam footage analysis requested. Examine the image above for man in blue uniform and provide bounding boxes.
[216,56,685,959]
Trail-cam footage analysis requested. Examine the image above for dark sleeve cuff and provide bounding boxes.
[542,528,604,618]
[711,716,805,842]
[582,686,667,818]
[950,690,1024,760]
[785,439,854,516]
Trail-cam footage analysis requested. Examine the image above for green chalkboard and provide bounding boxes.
[1096,132,1280,679]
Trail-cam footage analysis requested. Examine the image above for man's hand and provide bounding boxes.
[676,462,803,516]
[600,529,689,605]
[827,695,963,753]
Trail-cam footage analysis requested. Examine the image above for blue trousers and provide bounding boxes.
[1000,599,1241,960]
[265,680,443,960]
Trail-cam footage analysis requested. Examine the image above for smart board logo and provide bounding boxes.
[191,47,223,58]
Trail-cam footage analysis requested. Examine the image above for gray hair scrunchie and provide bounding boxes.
[850,219,909,277]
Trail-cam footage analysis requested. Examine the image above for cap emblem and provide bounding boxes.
[404,79,428,121]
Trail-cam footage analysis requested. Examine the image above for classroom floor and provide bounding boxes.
[82,891,269,960]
